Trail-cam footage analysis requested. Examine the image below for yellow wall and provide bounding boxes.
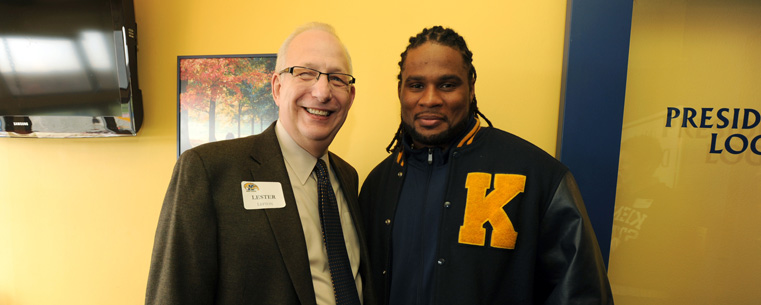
[0,1,567,304]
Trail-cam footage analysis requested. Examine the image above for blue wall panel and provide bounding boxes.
[558,0,633,265]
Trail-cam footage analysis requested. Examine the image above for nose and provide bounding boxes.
[418,86,442,108]
[311,74,333,102]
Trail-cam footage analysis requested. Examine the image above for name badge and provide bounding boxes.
[241,181,286,210]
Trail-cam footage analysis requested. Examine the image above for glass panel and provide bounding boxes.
[609,1,761,304]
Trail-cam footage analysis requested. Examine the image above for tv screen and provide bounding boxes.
[0,0,142,138]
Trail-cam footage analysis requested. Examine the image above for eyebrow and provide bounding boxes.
[296,63,348,74]
[404,74,463,82]
[438,74,463,82]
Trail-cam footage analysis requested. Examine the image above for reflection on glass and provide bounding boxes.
[2,35,94,95]
[81,30,113,71]
[0,0,123,117]
[608,1,761,304]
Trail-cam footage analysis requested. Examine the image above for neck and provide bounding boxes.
[301,142,329,159]
[275,121,331,158]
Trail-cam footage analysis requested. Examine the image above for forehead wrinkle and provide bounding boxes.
[284,30,352,74]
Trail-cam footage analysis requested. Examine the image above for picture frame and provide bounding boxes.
[177,54,278,156]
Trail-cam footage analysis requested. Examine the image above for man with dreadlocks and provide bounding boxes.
[359,26,613,305]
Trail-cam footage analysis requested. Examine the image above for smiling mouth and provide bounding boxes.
[306,107,332,117]
[415,113,445,127]
[415,112,444,120]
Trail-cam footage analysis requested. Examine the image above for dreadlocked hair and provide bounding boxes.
[386,26,492,153]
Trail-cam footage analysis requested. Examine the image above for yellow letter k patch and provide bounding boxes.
[458,173,525,249]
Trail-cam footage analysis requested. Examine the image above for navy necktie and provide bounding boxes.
[314,159,361,305]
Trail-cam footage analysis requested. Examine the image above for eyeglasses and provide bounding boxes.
[278,66,356,89]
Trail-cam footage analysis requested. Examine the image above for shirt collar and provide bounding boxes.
[275,121,329,185]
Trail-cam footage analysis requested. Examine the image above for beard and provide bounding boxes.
[401,113,470,147]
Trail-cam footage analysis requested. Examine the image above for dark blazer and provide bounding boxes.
[146,122,376,305]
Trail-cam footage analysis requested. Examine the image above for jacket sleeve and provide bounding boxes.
[537,172,614,305]
[145,150,218,305]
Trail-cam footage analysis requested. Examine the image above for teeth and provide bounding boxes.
[307,108,330,116]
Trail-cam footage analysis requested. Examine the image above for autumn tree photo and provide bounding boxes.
[179,55,277,154]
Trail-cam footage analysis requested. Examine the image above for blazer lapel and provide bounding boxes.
[248,124,316,305]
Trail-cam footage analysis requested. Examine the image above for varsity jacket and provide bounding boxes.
[359,118,613,305]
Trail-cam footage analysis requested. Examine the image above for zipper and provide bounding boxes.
[417,147,435,304]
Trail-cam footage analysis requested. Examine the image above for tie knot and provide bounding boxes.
[315,159,329,180]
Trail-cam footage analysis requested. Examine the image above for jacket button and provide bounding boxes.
[385,219,391,225]
[437,258,446,265]
[382,270,387,275]
[444,201,451,208]
[397,171,403,177]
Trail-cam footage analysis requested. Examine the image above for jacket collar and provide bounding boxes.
[394,115,482,166]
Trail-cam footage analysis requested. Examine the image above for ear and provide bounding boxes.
[397,81,402,100]
[271,72,282,107]
[347,84,356,109]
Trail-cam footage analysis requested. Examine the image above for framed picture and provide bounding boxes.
[177,54,278,156]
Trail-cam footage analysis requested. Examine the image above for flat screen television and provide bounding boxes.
[0,0,142,138]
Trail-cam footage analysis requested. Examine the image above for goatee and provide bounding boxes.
[401,115,470,147]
